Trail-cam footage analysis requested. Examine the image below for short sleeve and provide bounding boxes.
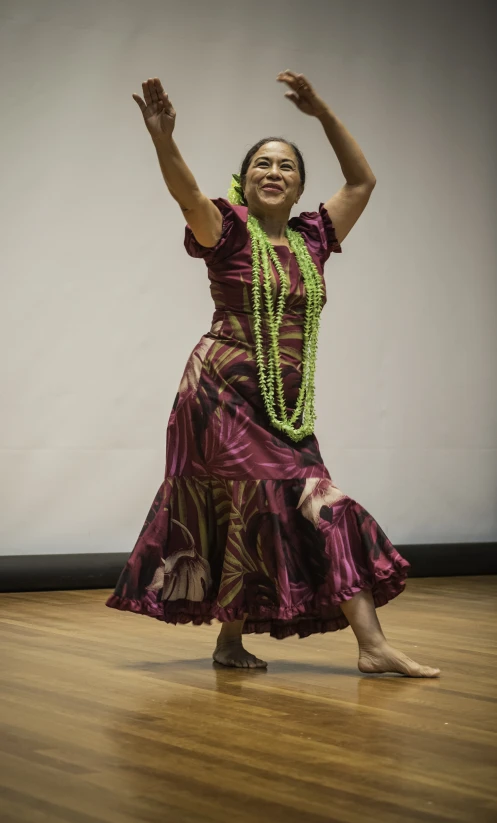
[184,197,249,267]
[288,203,342,266]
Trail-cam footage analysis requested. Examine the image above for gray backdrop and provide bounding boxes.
[1,0,496,556]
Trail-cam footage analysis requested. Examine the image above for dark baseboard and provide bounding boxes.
[0,543,495,593]
[0,553,128,594]
[399,543,496,578]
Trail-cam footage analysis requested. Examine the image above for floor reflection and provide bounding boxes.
[104,656,439,822]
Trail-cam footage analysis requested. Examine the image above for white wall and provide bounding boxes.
[1,0,496,555]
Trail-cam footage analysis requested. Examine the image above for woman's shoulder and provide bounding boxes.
[184,197,250,266]
[288,202,342,263]
[216,197,249,224]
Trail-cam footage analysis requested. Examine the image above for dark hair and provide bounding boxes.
[239,136,305,202]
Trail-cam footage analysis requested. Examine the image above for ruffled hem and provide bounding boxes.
[106,561,409,640]
[106,477,410,640]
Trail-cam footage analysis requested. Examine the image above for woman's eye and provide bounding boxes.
[255,161,293,171]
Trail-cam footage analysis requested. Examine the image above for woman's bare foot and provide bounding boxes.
[358,642,440,678]
[213,618,267,669]
[213,638,267,669]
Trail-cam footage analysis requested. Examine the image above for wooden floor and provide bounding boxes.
[1,577,496,823]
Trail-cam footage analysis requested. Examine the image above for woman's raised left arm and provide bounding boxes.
[277,71,376,244]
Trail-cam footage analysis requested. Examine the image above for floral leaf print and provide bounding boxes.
[192,404,254,478]
[246,510,280,579]
[189,367,226,464]
[217,481,262,608]
[273,480,330,588]
[212,479,235,526]
[147,558,167,592]
[222,360,261,412]
[210,339,245,375]
[178,337,216,395]
[216,553,244,607]
[353,504,394,561]
[146,519,212,602]
[224,482,259,576]
[299,435,328,468]
[254,431,315,478]
[166,402,192,476]
[182,478,211,558]
[243,571,280,611]
[223,312,249,346]
[297,478,346,528]
[236,481,277,579]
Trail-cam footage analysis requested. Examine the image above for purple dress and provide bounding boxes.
[106,198,409,639]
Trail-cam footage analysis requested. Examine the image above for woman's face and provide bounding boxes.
[243,141,303,212]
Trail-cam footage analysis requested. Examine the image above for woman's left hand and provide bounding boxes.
[276,70,328,118]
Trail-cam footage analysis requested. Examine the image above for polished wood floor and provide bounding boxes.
[0,576,496,823]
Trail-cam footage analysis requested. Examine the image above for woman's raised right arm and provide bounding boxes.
[133,78,222,248]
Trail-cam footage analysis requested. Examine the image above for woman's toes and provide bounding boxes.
[213,642,268,669]
[403,657,440,678]
[358,646,440,678]
[418,665,441,678]
[247,656,267,669]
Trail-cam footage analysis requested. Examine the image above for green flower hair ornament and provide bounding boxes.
[227,173,246,205]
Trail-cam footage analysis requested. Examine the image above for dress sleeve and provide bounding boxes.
[288,203,342,266]
[184,197,249,267]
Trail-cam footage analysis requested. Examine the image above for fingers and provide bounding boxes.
[142,78,158,105]
[141,77,164,107]
[277,70,313,96]
[142,80,152,106]
[139,77,171,112]
[284,91,300,107]
[277,68,299,81]
[150,78,161,105]
[154,77,166,99]
[277,69,301,86]
[132,94,147,113]
[154,78,173,114]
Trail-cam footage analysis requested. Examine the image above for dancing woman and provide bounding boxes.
[107,71,440,678]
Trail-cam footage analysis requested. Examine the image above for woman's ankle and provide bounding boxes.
[358,636,389,656]
[218,618,245,642]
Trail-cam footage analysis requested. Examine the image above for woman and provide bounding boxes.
[107,71,440,678]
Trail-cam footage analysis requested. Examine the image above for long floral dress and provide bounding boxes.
[106,198,409,639]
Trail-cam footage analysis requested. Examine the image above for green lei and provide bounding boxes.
[228,174,324,442]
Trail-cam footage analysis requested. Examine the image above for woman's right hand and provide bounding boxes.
[133,78,176,141]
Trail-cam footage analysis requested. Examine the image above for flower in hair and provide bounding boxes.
[227,173,245,205]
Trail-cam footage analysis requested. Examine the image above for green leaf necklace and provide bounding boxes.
[247,214,324,442]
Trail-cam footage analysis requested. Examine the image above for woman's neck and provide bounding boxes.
[249,208,290,243]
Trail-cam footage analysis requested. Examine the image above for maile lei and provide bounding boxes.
[227,173,324,442]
